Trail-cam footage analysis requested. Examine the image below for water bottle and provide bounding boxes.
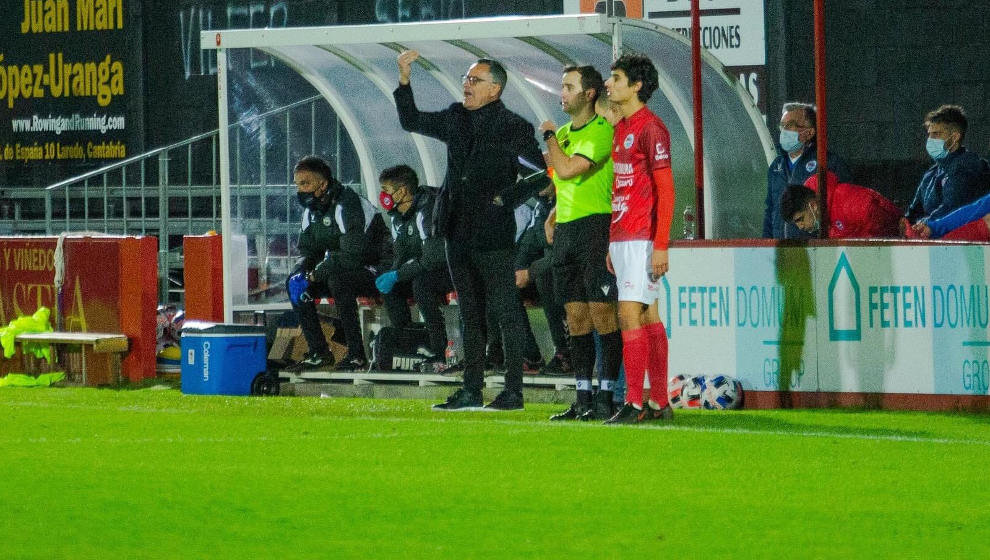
[445,340,457,366]
[682,205,696,240]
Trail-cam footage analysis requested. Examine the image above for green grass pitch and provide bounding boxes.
[1,386,989,558]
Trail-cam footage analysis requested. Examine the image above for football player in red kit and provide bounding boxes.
[602,53,675,424]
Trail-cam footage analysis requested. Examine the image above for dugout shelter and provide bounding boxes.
[202,13,774,320]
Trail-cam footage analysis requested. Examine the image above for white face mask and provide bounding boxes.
[779,129,803,153]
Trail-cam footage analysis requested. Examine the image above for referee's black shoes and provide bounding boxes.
[549,402,590,421]
[578,391,615,421]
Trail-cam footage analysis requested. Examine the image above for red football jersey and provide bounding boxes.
[805,173,901,239]
[610,106,672,242]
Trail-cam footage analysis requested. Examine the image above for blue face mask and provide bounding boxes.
[926,138,948,161]
[779,129,803,153]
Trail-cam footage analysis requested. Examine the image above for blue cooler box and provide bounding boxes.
[181,322,267,395]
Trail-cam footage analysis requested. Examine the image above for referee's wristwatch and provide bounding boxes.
[542,129,555,142]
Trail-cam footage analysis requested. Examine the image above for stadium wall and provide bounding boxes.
[0,236,158,382]
[666,240,990,411]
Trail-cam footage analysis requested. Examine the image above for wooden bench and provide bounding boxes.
[16,332,129,385]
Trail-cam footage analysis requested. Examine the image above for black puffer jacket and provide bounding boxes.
[394,84,549,251]
[296,180,392,281]
[514,195,553,278]
[387,187,447,283]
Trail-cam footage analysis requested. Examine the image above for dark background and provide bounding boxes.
[3,0,989,210]
[765,0,990,207]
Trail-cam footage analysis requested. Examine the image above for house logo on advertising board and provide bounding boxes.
[828,252,861,341]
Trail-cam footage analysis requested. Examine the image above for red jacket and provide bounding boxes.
[805,173,901,238]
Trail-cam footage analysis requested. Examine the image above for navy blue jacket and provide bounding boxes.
[905,147,990,224]
[764,141,852,239]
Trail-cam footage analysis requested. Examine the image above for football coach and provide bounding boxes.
[394,49,549,411]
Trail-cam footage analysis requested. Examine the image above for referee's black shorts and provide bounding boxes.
[552,213,617,304]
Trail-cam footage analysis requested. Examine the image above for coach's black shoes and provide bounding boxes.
[604,403,644,424]
[432,388,484,411]
[549,402,589,421]
[640,403,674,422]
[484,389,524,411]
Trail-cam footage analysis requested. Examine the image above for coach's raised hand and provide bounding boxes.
[397,50,420,86]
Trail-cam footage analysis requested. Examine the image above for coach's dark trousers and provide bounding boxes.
[446,243,524,394]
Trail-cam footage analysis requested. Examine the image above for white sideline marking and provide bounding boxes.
[366,415,990,448]
[639,423,990,447]
[0,426,549,446]
[2,399,988,447]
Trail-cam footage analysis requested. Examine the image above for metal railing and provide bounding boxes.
[42,94,350,304]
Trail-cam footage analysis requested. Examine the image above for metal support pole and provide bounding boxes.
[335,114,342,180]
[218,48,234,322]
[691,0,705,239]
[121,167,128,233]
[310,101,316,155]
[158,152,170,303]
[140,160,148,234]
[44,191,53,235]
[187,143,194,233]
[259,119,269,294]
[814,0,829,239]
[102,174,109,232]
[83,179,90,230]
[212,135,218,230]
[63,188,68,232]
[611,17,622,62]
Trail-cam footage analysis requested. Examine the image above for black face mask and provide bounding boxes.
[297,191,318,210]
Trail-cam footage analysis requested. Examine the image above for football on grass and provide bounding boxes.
[668,374,703,409]
[701,375,744,410]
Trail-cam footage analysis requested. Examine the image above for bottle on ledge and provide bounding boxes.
[682,205,696,240]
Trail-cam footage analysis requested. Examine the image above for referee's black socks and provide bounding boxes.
[570,332,595,407]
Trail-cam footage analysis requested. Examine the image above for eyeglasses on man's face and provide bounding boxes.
[461,74,490,86]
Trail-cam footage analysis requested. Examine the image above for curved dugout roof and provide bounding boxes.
[205,14,774,239]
